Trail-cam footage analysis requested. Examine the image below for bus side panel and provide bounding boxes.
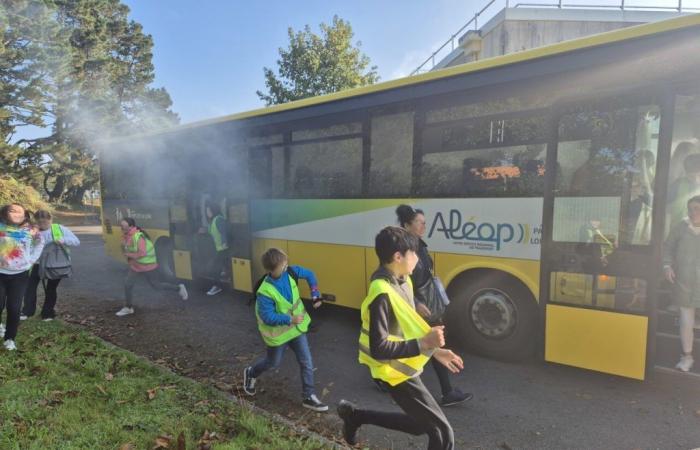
[434,252,540,301]
[251,238,288,281]
[103,229,124,262]
[287,241,366,309]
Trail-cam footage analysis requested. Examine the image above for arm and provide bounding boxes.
[215,216,228,246]
[368,294,422,360]
[290,265,320,298]
[124,236,148,260]
[59,225,80,247]
[662,223,682,269]
[256,294,292,326]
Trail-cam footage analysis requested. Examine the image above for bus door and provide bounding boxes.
[541,98,663,380]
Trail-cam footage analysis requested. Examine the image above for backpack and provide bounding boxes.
[247,266,299,306]
[38,241,73,280]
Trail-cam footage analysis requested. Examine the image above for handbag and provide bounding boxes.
[414,275,448,324]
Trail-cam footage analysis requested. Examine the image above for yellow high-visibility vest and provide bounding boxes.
[256,274,310,347]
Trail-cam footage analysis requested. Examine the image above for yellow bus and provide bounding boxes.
[99,14,700,380]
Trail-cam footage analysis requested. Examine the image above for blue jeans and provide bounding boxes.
[250,333,315,398]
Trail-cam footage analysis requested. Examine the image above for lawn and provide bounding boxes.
[0,319,330,450]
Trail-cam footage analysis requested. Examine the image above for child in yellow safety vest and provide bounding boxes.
[116,217,188,317]
[242,247,328,412]
[202,203,228,296]
[337,226,464,450]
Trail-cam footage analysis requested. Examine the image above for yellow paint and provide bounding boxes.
[545,304,647,380]
[287,241,367,309]
[232,258,253,293]
[102,230,124,262]
[170,204,188,222]
[103,14,700,144]
[435,252,540,300]
[142,228,170,243]
[173,250,193,280]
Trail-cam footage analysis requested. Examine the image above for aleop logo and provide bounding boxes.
[115,207,152,222]
[428,209,541,251]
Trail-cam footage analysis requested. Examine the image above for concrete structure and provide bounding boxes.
[424,7,692,72]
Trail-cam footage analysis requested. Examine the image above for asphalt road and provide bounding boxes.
[29,226,700,449]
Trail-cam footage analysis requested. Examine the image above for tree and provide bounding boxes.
[257,15,379,106]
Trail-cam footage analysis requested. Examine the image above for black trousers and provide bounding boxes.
[431,356,453,396]
[357,376,454,450]
[124,269,180,307]
[22,265,62,319]
[209,249,229,288]
[0,271,30,341]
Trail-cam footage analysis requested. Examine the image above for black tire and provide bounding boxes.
[155,238,176,279]
[445,270,538,361]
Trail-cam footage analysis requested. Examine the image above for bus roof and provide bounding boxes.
[110,13,700,143]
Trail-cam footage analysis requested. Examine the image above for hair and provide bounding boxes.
[206,202,222,219]
[35,210,52,221]
[0,203,31,227]
[688,195,700,208]
[261,247,288,272]
[121,217,151,241]
[683,153,700,174]
[395,204,424,228]
[375,226,419,265]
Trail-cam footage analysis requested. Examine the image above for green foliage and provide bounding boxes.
[257,15,379,105]
[0,176,50,212]
[0,320,328,450]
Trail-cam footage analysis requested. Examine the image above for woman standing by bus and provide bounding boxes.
[21,210,80,321]
[0,203,44,350]
[396,204,473,406]
[118,217,188,316]
[202,203,229,296]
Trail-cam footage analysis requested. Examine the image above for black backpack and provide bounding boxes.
[38,241,73,280]
[247,267,299,306]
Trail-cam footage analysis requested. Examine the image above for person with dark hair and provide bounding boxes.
[20,210,80,321]
[667,152,700,226]
[0,203,44,350]
[117,217,188,316]
[395,205,472,407]
[201,202,229,296]
[337,226,463,449]
[663,195,700,372]
[242,247,328,412]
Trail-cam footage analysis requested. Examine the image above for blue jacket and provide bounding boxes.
[256,265,319,326]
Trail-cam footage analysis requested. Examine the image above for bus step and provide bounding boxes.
[655,332,700,375]
[656,309,700,338]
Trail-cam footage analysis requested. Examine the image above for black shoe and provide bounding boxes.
[372,378,388,393]
[337,399,359,445]
[440,389,473,407]
[243,366,256,396]
[302,394,329,412]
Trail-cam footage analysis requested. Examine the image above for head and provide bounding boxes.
[395,204,426,238]
[683,153,700,186]
[688,195,700,226]
[374,226,420,277]
[34,210,53,231]
[0,203,30,227]
[262,248,289,279]
[206,203,221,221]
[120,217,136,234]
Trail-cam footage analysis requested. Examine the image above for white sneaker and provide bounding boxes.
[0,323,5,336]
[4,340,17,351]
[43,318,53,322]
[178,283,189,301]
[676,355,694,372]
[19,315,28,321]
[206,286,223,296]
[115,307,134,317]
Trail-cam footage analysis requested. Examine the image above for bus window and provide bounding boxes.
[666,94,700,232]
[289,138,363,198]
[554,104,660,247]
[369,111,414,196]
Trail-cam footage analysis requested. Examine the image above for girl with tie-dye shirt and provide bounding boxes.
[0,203,44,351]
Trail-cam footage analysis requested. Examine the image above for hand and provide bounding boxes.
[416,302,431,319]
[420,326,445,350]
[664,266,676,284]
[291,314,305,325]
[434,348,464,374]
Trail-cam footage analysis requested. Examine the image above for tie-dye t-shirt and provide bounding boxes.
[0,223,45,274]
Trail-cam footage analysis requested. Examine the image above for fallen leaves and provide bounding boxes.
[153,434,172,449]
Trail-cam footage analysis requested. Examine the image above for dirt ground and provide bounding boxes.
[23,226,700,449]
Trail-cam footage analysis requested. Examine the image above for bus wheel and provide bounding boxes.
[447,271,537,361]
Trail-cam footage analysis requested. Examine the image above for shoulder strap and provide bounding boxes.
[286,266,299,285]
[248,274,268,306]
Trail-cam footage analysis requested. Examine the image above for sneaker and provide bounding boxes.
[19,315,28,321]
[178,283,189,301]
[243,366,256,396]
[206,286,222,296]
[3,340,17,351]
[337,400,359,445]
[42,318,54,322]
[302,394,328,412]
[440,388,473,407]
[115,307,134,317]
[676,354,694,372]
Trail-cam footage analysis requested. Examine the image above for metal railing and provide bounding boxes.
[410,0,700,75]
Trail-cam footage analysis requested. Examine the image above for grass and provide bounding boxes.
[0,320,330,450]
